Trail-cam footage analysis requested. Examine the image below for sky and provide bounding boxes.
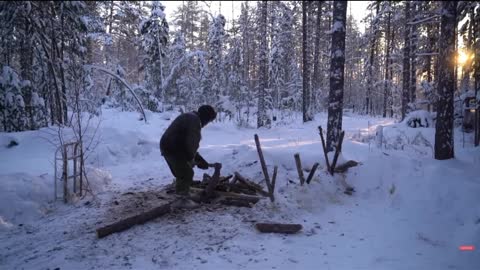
[162,1,370,32]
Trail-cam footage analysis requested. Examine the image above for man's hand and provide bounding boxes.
[194,153,209,170]
[196,159,209,170]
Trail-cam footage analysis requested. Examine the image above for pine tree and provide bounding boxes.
[434,1,457,160]
[140,1,169,99]
[326,1,347,152]
[206,14,226,107]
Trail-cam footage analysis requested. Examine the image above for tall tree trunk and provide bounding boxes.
[302,0,312,122]
[401,1,411,120]
[390,27,395,118]
[383,9,391,118]
[365,1,379,115]
[434,1,457,160]
[312,1,323,113]
[257,1,270,128]
[410,2,418,107]
[474,6,480,146]
[60,3,68,125]
[326,1,347,152]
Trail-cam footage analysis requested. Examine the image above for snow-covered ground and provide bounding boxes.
[1,108,479,270]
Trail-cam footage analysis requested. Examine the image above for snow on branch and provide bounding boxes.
[84,65,147,122]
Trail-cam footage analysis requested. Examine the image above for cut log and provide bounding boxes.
[330,131,345,175]
[334,160,359,173]
[255,223,303,234]
[204,163,222,198]
[234,172,269,197]
[318,126,331,172]
[306,163,320,184]
[254,134,274,202]
[294,153,305,185]
[96,202,173,238]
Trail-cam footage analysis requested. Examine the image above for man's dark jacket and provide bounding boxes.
[160,112,204,163]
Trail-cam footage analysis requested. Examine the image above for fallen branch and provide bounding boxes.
[234,172,269,197]
[255,223,303,234]
[334,160,359,173]
[306,163,319,184]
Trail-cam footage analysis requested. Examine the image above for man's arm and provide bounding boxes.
[184,117,201,163]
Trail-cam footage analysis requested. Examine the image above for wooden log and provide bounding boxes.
[219,197,253,208]
[254,134,274,202]
[222,183,257,195]
[189,187,263,204]
[330,131,345,175]
[294,153,305,185]
[306,163,319,184]
[334,160,359,173]
[204,163,222,198]
[318,126,331,173]
[255,223,303,234]
[96,202,173,238]
[234,172,269,197]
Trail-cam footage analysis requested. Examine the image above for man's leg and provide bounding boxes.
[164,156,194,195]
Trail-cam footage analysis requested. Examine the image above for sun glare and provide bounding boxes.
[457,50,470,66]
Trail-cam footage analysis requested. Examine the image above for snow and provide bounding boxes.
[331,21,345,32]
[0,109,479,269]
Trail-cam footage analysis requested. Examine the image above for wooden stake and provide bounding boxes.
[271,166,278,197]
[306,163,319,184]
[294,153,305,185]
[330,131,345,175]
[318,126,331,172]
[254,134,274,202]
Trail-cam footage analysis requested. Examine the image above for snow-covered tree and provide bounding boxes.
[140,1,169,99]
[257,1,272,128]
[206,14,226,106]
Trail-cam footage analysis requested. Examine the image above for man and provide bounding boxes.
[160,105,217,207]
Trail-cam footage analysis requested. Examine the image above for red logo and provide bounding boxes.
[459,245,475,251]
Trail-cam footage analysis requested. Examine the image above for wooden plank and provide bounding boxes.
[255,223,303,234]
